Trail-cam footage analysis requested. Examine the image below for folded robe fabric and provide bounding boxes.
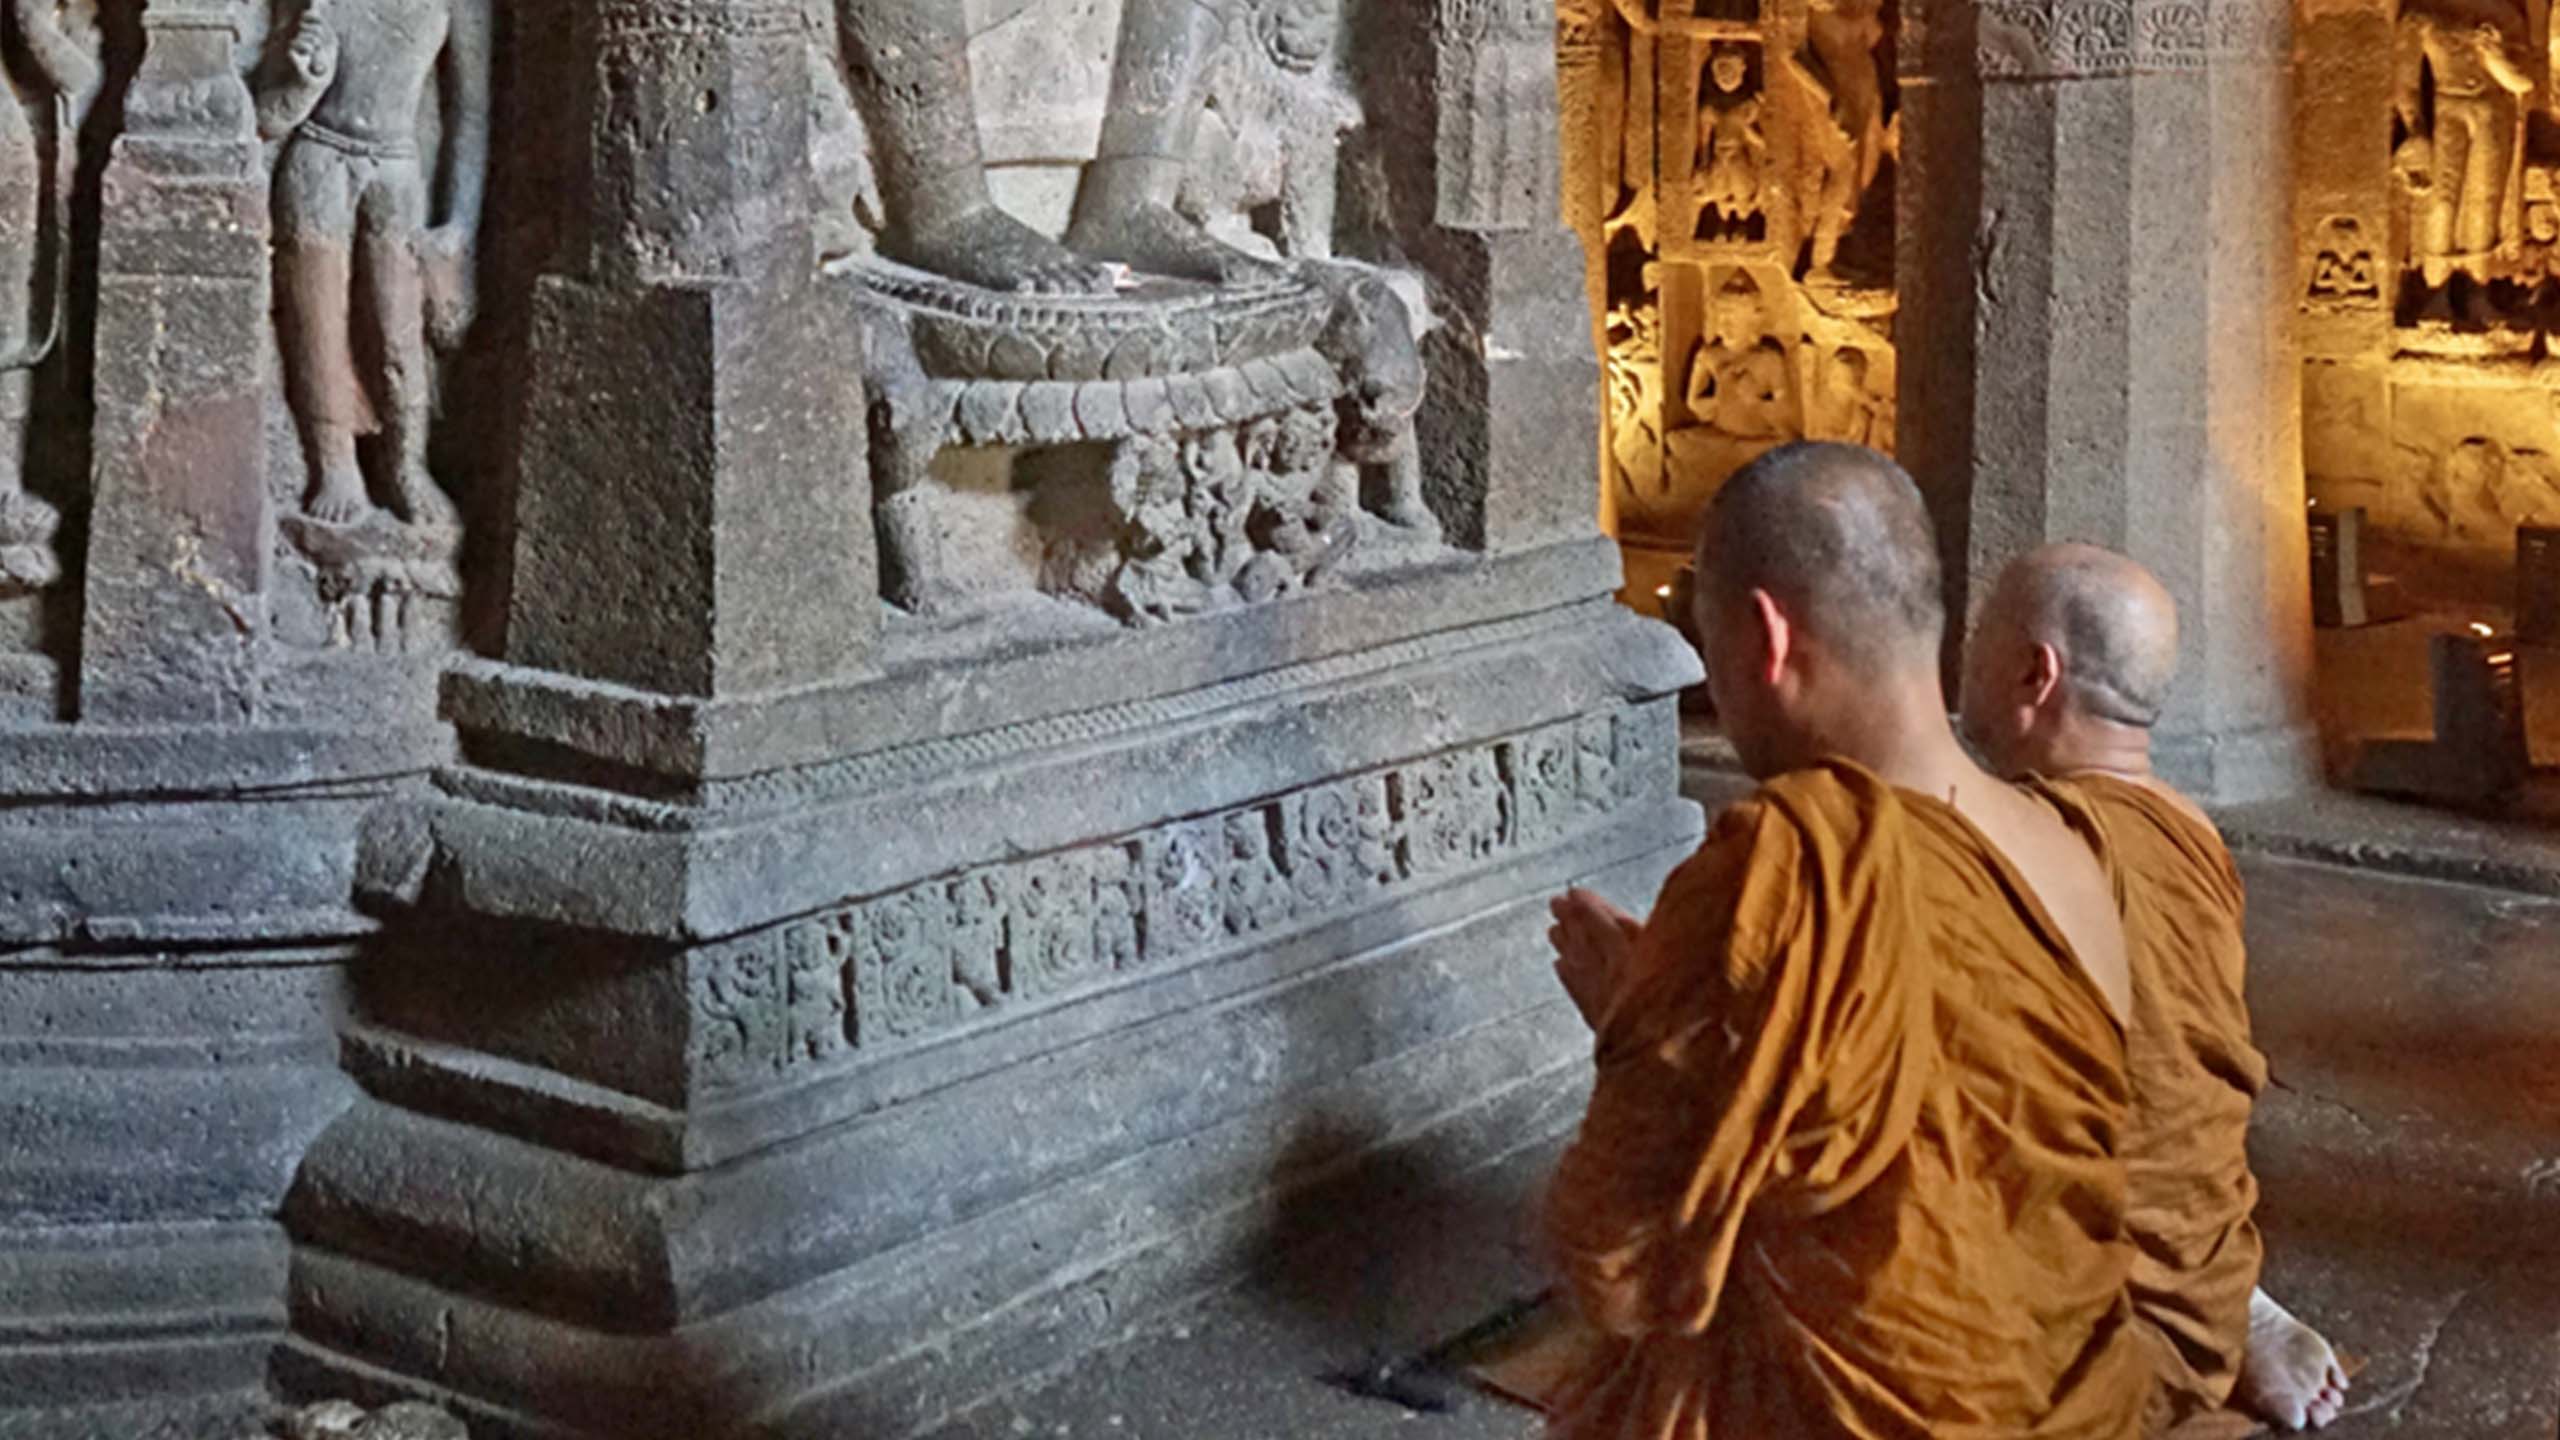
[1542,761,2151,1440]
[2070,775,2270,1431]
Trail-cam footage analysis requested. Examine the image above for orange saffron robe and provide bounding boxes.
[2071,776,2269,1432]
[1543,762,2151,1439]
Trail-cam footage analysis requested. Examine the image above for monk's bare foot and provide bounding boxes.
[883,204,1114,295]
[2236,1289,2350,1431]
[1066,200,1286,285]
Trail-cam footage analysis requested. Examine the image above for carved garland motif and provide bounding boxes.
[688,704,1668,1092]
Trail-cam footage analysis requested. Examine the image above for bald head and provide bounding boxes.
[1696,441,1946,673]
[1996,543,2180,728]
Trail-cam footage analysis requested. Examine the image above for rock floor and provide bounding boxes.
[932,830,2560,1439]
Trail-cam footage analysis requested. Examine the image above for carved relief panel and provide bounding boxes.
[1560,0,1898,567]
[2295,0,2560,591]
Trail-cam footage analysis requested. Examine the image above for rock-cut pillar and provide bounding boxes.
[1899,0,2317,802]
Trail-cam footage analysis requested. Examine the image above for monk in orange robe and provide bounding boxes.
[1541,443,2152,1439]
[1960,542,2351,1434]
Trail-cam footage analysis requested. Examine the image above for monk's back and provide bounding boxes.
[2066,774,2269,1421]
[1546,762,2149,1440]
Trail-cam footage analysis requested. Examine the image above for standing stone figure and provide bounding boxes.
[1791,0,1887,280]
[833,0,1274,292]
[1604,299,1666,499]
[1694,44,1764,238]
[1178,0,1360,261]
[256,0,490,528]
[2395,4,2533,289]
[0,0,91,593]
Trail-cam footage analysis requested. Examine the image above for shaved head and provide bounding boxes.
[1695,441,1945,673]
[1960,541,2183,778]
[2000,543,2180,727]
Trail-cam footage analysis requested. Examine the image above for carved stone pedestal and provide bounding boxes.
[281,569,1694,1437]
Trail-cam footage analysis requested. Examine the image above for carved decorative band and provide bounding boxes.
[592,0,803,41]
[689,705,1666,1094]
[1963,0,2288,79]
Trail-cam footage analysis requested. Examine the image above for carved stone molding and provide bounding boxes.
[686,704,1664,1094]
[1920,0,2291,80]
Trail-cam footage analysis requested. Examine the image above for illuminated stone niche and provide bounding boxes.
[1557,0,1899,600]
[2300,0,2560,599]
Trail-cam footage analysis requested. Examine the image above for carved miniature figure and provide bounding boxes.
[1806,344,1891,450]
[1178,0,1361,260]
[0,0,93,594]
[1603,299,1666,498]
[1791,0,1889,279]
[1694,43,1765,240]
[833,0,1276,291]
[2395,3,2533,288]
[257,0,491,529]
[1239,406,1357,598]
[1314,269,1440,539]
[1685,271,1796,441]
[1106,436,1218,624]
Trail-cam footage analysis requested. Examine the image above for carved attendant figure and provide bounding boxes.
[258,0,491,527]
[1694,44,1764,237]
[1792,0,1888,279]
[1178,0,1360,260]
[0,0,91,592]
[833,0,1274,292]
[1604,299,1666,499]
[2396,4,2533,288]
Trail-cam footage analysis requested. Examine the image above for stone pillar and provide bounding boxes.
[77,0,272,723]
[1354,0,1599,553]
[502,0,872,699]
[1899,0,2317,803]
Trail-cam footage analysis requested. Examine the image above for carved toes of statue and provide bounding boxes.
[1065,201,1287,287]
[306,468,376,526]
[891,206,1117,296]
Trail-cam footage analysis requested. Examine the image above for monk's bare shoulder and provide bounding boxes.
[2065,772,2241,900]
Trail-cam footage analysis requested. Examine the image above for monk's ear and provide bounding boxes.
[1748,588,1792,685]
[2027,642,2065,706]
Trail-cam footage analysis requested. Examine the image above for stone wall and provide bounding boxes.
[1556,0,1900,601]
[0,0,1698,1435]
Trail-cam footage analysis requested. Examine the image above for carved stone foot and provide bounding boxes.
[1065,200,1286,286]
[0,490,59,593]
[306,465,375,525]
[884,204,1116,295]
[388,466,460,530]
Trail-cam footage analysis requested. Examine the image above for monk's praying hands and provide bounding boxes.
[1547,887,1639,1027]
